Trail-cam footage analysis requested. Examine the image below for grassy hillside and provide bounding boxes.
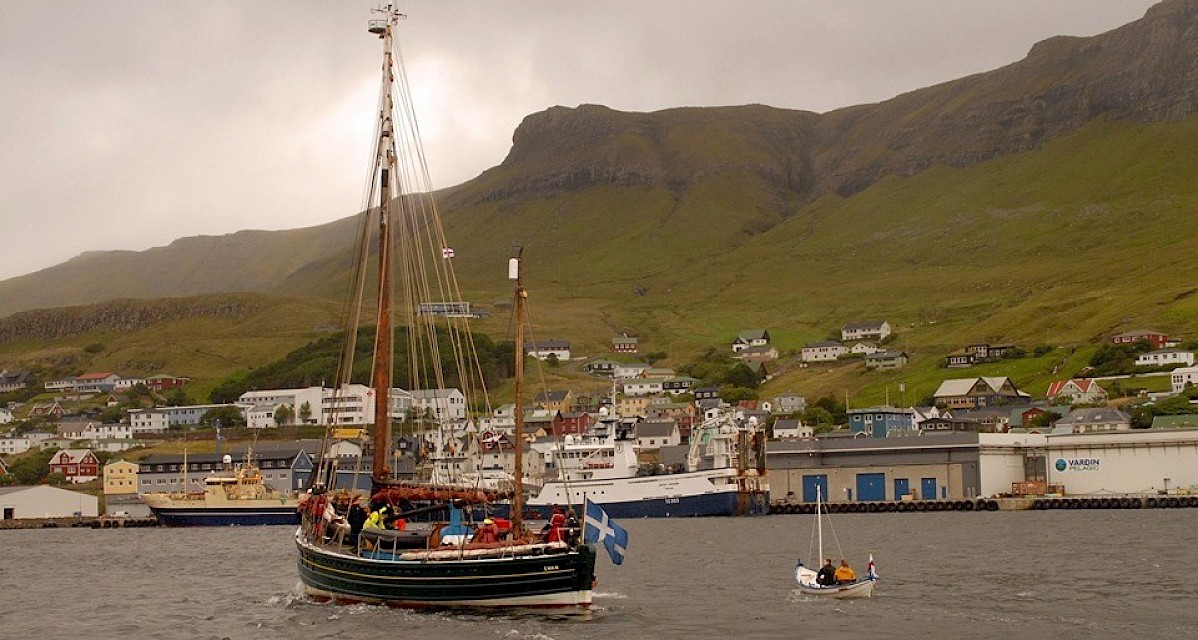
[3,117,1196,407]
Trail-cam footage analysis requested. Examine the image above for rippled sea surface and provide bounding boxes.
[3,510,1196,640]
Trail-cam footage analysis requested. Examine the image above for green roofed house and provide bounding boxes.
[732,329,771,353]
[1151,415,1198,430]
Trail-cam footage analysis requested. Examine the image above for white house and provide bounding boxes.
[1172,366,1198,394]
[128,408,171,434]
[850,342,883,355]
[732,329,771,353]
[1046,379,1108,405]
[411,388,468,422]
[622,378,666,397]
[44,377,76,393]
[773,394,807,414]
[612,363,651,379]
[0,485,100,519]
[841,321,891,342]
[60,422,132,441]
[114,377,147,392]
[801,341,847,363]
[1053,408,1132,433]
[635,421,681,448]
[0,434,43,455]
[1136,349,1195,368]
[773,418,811,439]
[525,340,571,361]
[0,407,12,424]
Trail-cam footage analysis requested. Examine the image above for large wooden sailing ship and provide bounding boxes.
[294,6,596,609]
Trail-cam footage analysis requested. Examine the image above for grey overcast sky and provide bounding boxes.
[0,0,1159,282]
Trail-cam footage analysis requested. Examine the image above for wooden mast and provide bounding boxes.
[371,10,398,485]
[510,250,525,536]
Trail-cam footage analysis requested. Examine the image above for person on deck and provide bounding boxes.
[347,499,368,549]
[547,505,566,542]
[364,505,389,530]
[474,518,500,544]
[834,558,857,584]
[816,558,836,586]
[564,508,580,546]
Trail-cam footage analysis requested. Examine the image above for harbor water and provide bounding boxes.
[3,509,1195,639]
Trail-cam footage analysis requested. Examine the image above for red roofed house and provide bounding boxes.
[146,374,190,392]
[49,449,100,483]
[1046,379,1108,405]
[1110,330,1171,350]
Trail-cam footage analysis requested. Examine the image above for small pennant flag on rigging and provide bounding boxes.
[441,247,455,258]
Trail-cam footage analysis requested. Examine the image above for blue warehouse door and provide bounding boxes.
[893,478,910,500]
[856,473,886,501]
[921,477,938,500]
[801,474,829,503]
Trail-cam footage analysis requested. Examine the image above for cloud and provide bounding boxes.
[0,0,1158,282]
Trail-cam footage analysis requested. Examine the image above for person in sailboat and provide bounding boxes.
[834,558,857,584]
[474,517,500,544]
[816,558,836,586]
[546,505,567,543]
[347,497,367,550]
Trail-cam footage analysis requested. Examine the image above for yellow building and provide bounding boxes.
[103,459,139,495]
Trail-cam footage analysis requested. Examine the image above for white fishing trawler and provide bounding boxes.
[522,407,770,518]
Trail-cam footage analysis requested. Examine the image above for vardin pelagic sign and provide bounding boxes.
[1055,457,1101,472]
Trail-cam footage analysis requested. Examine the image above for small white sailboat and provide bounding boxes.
[793,487,878,599]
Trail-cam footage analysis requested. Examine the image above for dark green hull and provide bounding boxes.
[295,534,597,609]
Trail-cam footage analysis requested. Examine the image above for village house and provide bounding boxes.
[841,321,891,342]
[612,334,639,354]
[1046,379,1108,405]
[933,377,1029,410]
[552,411,593,437]
[0,433,54,455]
[534,390,573,414]
[411,388,468,422]
[583,358,618,376]
[1053,407,1132,433]
[850,342,883,355]
[622,378,665,397]
[73,372,121,394]
[0,369,32,393]
[1171,365,1198,394]
[612,362,651,379]
[693,387,721,402]
[1135,349,1195,368]
[848,407,915,438]
[0,406,12,424]
[26,402,65,421]
[732,329,771,353]
[247,403,287,429]
[127,408,171,433]
[525,340,571,361]
[113,377,146,392]
[801,341,847,363]
[661,376,699,395]
[616,395,655,418]
[103,459,140,495]
[736,345,779,362]
[44,377,76,393]
[772,393,807,414]
[1110,330,1172,349]
[865,350,908,370]
[58,419,132,441]
[145,374,190,392]
[48,449,100,483]
[635,420,681,449]
[772,418,811,440]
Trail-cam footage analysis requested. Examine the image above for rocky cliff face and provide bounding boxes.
[0,295,267,344]
[486,0,1198,200]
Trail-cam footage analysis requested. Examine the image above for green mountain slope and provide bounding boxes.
[2,1,1198,403]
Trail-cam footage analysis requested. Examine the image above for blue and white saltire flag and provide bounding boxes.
[583,499,629,565]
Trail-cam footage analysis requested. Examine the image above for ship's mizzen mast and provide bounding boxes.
[510,250,526,536]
